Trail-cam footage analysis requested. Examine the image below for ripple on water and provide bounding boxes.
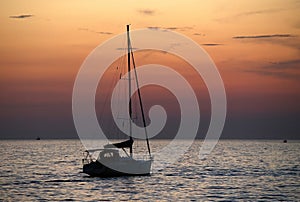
[0,140,299,201]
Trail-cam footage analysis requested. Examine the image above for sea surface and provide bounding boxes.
[0,140,299,201]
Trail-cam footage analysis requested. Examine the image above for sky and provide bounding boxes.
[0,0,300,139]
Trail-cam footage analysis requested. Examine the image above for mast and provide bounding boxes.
[127,24,133,157]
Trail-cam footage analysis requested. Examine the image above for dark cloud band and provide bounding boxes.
[201,43,223,46]
[9,14,33,19]
[233,34,296,39]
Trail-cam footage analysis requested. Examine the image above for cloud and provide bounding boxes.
[232,33,300,50]
[201,43,223,46]
[215,8,287,23]
[194,33,205,36]
[147,26,193,32]
[78,27,113,35]
[147,26,160,30]
[9,14,33,19]
[165,26,193,31]
[242,59,300,80]
[234,8,284,18]
[244,69,300,80]
[266,59,300,70]
[95,31,113,35]
[137,9,155,16]
[233,34,296,39]
[164,27,178,30]
[216,2,300,23]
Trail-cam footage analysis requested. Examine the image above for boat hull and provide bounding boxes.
[83,159,152,177]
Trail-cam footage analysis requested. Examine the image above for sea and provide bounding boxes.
[0,140,299,201]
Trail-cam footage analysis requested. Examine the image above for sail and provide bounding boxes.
[104,139,133,149]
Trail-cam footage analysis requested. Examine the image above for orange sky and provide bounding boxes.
[1,0,300,139]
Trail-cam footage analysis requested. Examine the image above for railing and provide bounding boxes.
[132,153,153,161]
[82,149,154,165]
[82,151,94,165]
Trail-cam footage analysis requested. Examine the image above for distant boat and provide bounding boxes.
[82,25,152,177]
[36,137,40,140]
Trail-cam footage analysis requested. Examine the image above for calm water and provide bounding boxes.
[0,140,299,201]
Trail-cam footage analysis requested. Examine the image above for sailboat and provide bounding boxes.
[82,25,153,177]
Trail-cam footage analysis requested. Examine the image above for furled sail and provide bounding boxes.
[104,139,133,149]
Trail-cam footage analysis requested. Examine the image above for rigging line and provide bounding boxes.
[114,38,128,139]
[127,25,133,157]
[120,41,129,139]
[115,56,125,138]
[97,66,117,138]
[107,54,124,137]
[130,41,151,157]
[100,44,126,139]
[116,37,131,137]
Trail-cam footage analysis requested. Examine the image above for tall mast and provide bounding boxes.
[127,24,133,157]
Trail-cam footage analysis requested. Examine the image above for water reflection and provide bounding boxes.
[0,140,299,201]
